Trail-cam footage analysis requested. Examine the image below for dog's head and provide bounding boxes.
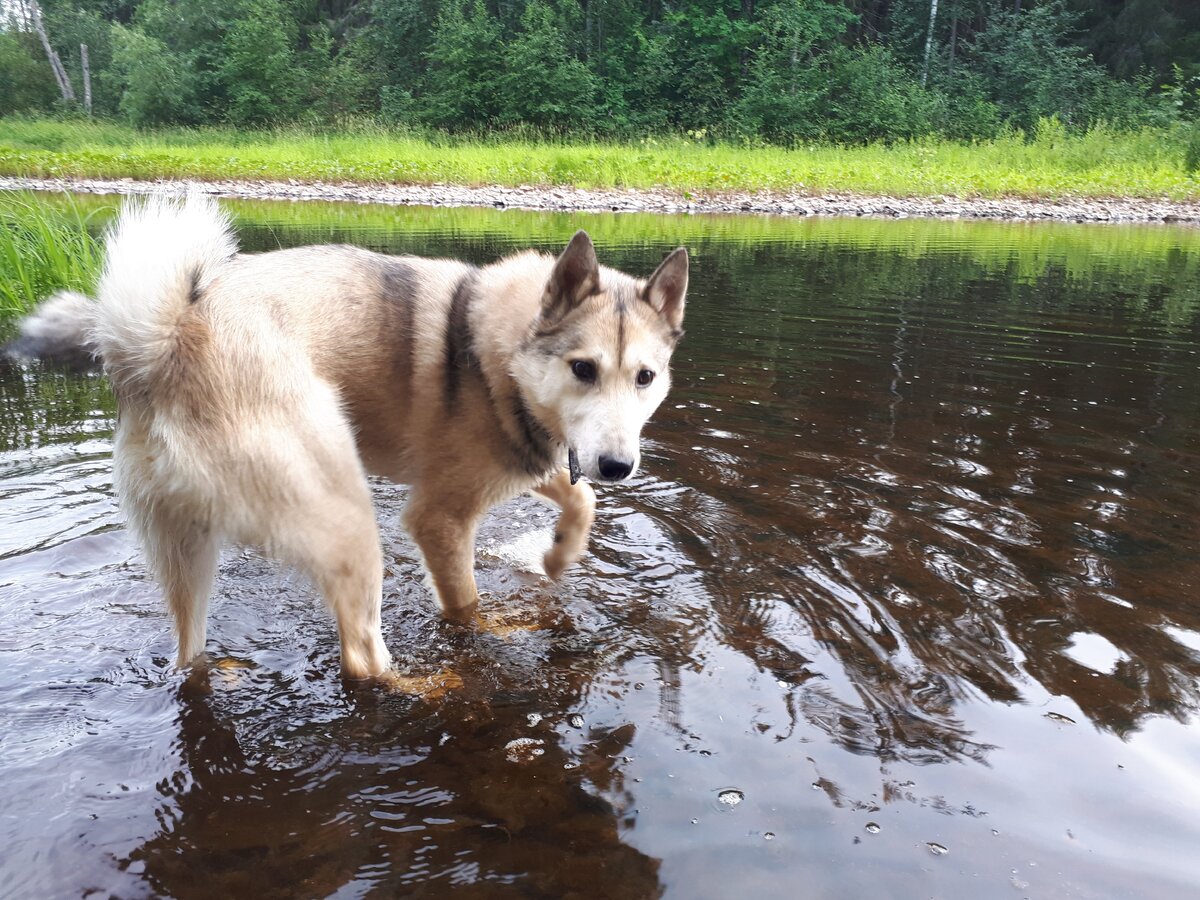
[514,231,688,483]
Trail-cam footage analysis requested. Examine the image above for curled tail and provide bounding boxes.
[8,194,238,387]
[93,194,238,393]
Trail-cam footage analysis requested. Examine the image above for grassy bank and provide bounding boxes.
[1,118,1198,200]
[0,193,101,318]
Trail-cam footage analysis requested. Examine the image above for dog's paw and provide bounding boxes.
[543,544,573,581]
[543,515,592,580]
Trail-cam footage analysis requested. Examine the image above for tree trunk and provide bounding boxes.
[921,0,939,88]
[81,43,93,116]
[26,0,75,104]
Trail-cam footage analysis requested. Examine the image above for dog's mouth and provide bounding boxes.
[568,447,583,485]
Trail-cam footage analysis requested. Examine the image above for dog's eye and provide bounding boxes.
[571,360,597,382]
[636,369,655,387]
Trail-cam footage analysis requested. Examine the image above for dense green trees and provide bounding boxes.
[2,0,1198,141]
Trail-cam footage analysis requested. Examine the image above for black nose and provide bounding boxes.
[597,456,633,481]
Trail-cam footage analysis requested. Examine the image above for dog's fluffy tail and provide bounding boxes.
[92,194,238,392]
[8,194,238,386]
[6,290,100,370]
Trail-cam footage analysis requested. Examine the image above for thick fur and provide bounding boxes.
[11,195,688,679]
[6,290,99,370]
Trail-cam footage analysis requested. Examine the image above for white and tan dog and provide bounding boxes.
[11,196,688,679]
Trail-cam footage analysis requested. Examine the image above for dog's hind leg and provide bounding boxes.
[300,506,391,681]
[253,421,392,680]
[265,483,391,679]
[533,467,596,580]
[144,519,220,668]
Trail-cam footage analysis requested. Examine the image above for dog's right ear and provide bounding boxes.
[542,230,600,322]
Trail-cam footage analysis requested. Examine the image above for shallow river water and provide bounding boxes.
[3,198,1200,899]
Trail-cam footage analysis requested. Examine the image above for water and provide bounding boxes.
[3,198,1200,898]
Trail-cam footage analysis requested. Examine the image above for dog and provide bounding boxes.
[10,195,688,679]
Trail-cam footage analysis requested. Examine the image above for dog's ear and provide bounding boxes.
[643,247,688,332]
[542,230,600,322]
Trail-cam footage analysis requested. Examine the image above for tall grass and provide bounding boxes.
[0,192,103,318]
[1,117,1197,199]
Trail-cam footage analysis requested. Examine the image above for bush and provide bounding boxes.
[380,86,417,125]
[819,46,942,142]
[926,69,1004,141]
[964,2,1173,133]
[0,32,58,117]
[418,0,502,128]
[1185,126,1200,174]
[111,25,197,126]
[734,44,943,144]
[218,0,300,126]
[496,0,598,128]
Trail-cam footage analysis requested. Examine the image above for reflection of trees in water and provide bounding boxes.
[128,668,662,898]
[643,241,1200,762]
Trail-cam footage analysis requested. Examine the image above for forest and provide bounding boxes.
[1,1,1199,143]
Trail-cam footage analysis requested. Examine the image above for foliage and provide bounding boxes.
[730,0,857,141]
[110,25,197,126]
[418,0,502,128]
[218,0,301,126]
[964,2,1165,130]
[0,32,58,117]
[496,0,598,128]
[1185,125,1200,175]
[1,0,1199,143]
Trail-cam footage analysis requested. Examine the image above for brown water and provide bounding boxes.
[3,200,1200,899]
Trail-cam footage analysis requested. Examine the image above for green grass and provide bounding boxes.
[0,191,102,317]
[1,117,1198,199]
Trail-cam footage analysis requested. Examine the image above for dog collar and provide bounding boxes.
[568,448,583,485]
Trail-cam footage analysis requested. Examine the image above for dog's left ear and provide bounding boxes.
[543,230,600,322]
[643,247,688,332]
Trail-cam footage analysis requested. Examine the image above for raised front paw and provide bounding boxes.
[543,540,571,581]
[537,479,595,582]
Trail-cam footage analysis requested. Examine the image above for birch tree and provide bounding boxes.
[23,0,75,103]
[921,0,939,88]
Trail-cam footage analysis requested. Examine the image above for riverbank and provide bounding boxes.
[1,118,1199,217]
[4,175,1200,225]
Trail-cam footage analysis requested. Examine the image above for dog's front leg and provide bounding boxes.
[533,467,597,580]
[404,492,483,620]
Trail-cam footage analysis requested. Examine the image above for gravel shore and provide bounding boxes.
[3,174,1200,224]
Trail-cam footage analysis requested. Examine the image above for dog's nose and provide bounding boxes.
[597,455,633,481]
